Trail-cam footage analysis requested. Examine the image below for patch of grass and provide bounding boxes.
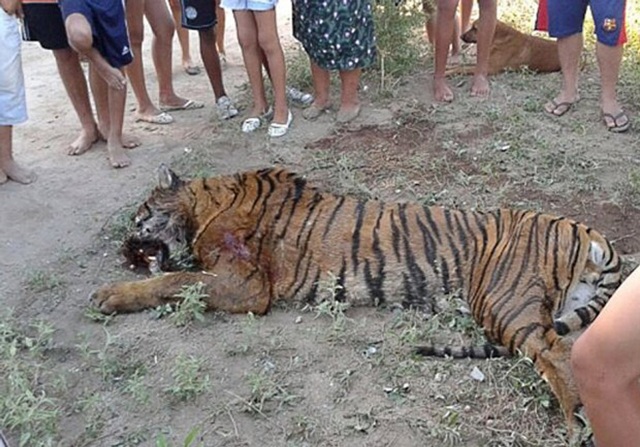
[245,370,299,414]
[169,282,208,328]
[0,316,60,447]
[371,0,428,95]
[24,270,63,293]
[155,426,203,447]
[166,355,210,402]
[312,272,353,341]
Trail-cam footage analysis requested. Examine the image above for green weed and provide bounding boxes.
[166,355,210,401]
[169,283,208,328]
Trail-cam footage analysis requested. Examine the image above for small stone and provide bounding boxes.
[470,366,485,382]
[294,316,303,324]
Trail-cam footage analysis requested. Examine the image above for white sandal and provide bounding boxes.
[268,110,293,138]
[241,107,273,133]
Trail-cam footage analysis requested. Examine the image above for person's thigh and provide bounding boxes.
[144,0,175,38]
[547,0,588,38]
[577,266,640,380]
[590,0,626,46]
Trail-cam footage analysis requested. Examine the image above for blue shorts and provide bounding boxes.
[547,0,627,47]
[220,0,277,11]
[58,0,133,68]
[180,0,217,30]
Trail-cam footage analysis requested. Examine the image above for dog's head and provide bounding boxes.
[460,20,479,43]
[461,20,514,44]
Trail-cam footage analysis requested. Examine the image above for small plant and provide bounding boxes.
[24,270,63,293]
[123,367,150,406]
[155,426,203,447]
[169,282,208,328]
[166,355,210,401]
[313,272,353,341]
[84,307,114,325]
[245,371,298,413]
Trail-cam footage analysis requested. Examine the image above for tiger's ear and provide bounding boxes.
[157,164,182,190]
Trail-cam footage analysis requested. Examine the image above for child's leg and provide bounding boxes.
[215,0,225,56]
[233,10,268,116]
[64,13,126,90]
[144,0,191,108]
[168,0,196,72]
[52,47,100,155]
[0,125,36,184]
[106,74,132,168]
[197,27,226,99]
[433,0,458,102]
[471,0,496,97]
[460,0,472,32]
[253,9,287,124]
[89,63,140,149]
[123,0,160,119]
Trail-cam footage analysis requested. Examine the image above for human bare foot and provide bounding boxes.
[1,160,37,184]
[68,126,100,156]
[336,103,361,123]
[0,168,7,184]
[182,59,201,75]
[107,140,131,168]
[470,74,490,98]
[93,57,126,90]
[122,133,141,149]
[434,77,454,102]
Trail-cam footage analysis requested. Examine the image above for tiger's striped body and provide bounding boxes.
[93,166,621,435]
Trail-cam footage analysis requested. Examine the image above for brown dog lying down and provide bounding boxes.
[446,20,560,75]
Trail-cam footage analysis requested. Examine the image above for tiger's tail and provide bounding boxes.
[414,343,511,359]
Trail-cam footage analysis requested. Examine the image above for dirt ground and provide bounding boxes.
[2,3,640,447]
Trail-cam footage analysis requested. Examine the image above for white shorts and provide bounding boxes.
[0,9,27,126]
[220,0,277,11]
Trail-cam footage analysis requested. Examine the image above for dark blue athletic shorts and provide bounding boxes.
[180,0,218,30]
[58,0,133,68]
[546,0,627,47]
[22,3,70,50]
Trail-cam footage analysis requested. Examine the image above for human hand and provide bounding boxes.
[0,0,22,16]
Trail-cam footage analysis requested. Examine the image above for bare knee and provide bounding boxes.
[437,0,458,17]
[237,30,258,53]
[65,14,93,53]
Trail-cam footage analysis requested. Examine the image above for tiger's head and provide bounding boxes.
[124,165,196,271]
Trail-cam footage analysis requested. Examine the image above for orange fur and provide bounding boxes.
[447,20,561,76]
[92,166,621,438]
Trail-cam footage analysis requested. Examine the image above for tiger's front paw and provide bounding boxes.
[90,284,136,314]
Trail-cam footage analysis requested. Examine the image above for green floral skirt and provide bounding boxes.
[292,0,377,71]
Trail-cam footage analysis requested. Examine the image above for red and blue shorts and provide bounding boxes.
[536,0,627,47]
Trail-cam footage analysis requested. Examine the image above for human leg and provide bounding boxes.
[460,0,472,32]
[144,0,194,109]
[337,69,361,123]
[0,125,36,184]
[302,61,331,120]
[64,13,126,90]
[168,0,198,74]
[216,0,226,58]
[52,48,101,155]
[544,33,582,116]
[471,0,496,97]
[253,9,288,125]
[233,10,269,117]
[571,266,640,447]
[433,0,458,102]
[124,0,173,123]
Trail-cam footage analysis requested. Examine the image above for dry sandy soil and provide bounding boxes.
[2,3,640,447]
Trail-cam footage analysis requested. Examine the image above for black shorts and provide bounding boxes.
[22,3,70,50]
[181,0,217,30]
[59,0,133,68]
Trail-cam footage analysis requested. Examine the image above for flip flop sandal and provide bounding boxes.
[602,111,631,133]
[268,110,293,138]
[160,99,205,112]
[134,111,174,125]
[544,99,575,117]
